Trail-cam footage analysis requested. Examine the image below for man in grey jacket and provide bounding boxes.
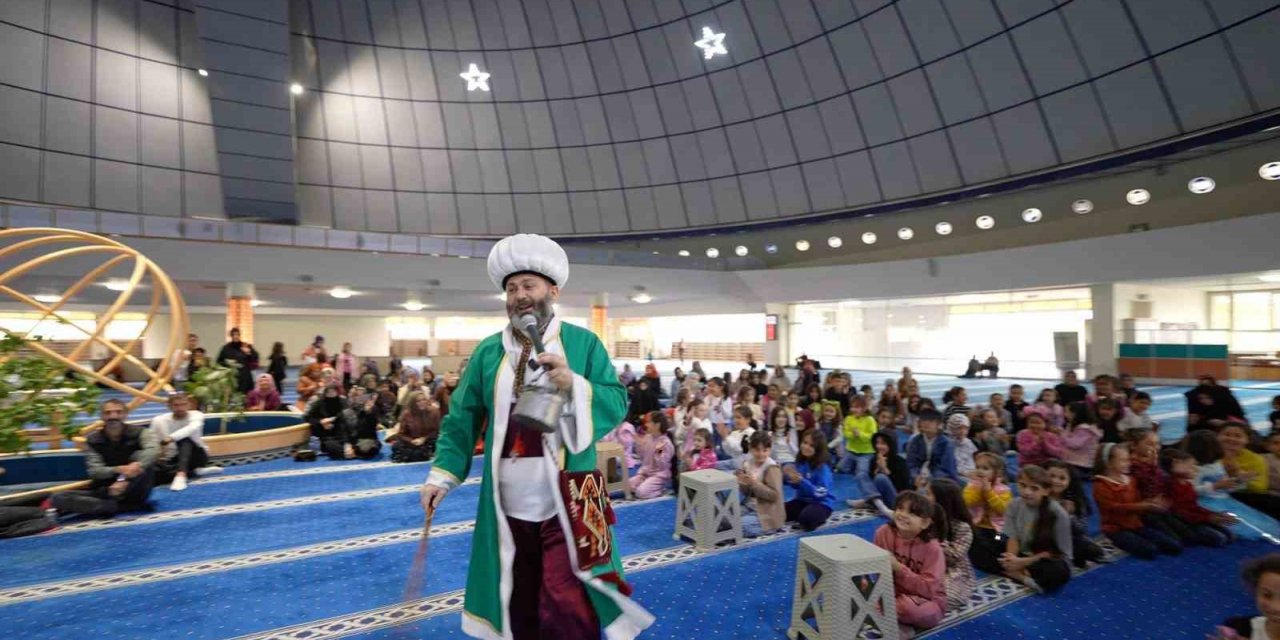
[50,399,159,517]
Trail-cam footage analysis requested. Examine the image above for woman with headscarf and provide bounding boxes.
[388,390,441,462]
[670,367,687,400]
[306,381,356,459]
[245,373,281,412]
[347,387,382,459]
[374,379,399,427]
[1186,375,1247,431]
[295,355,327,411]
[641,363,662,397]
[433,372,459,417]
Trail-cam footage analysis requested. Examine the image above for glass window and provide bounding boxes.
[1232,292,1271,331]
[1209,293,1231,329]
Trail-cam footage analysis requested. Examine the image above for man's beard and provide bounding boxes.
[507,295,554,331]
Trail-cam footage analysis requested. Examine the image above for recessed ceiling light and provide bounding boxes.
[1126,188,1150,205]
[250,299,263,307]
[32,293,62,303]
[705,247,719,258]
[897,227,914,240]
[827,236,842,248]
[1188,177,1215,194]
[103,280,130,291]
[1258,273,1280,283]
[765,243,778,254]
[1071,199,1093,214]
[678,249,690,257]
[197,68,208,77]
[402,301,426,311]
[975,215,994,230]
[289,83,304,95]
[631,293,652,304]
[1021,208,1042,223]
[329,286,353,299]
[734,245,748,256]
[795,240,810,251]
[694,26,728,60]
[1260,162,1280,181]
[861,232,877,245]
[934,222,952,235]
[458,255,471,259]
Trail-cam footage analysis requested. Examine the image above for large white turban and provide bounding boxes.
[486,234,570,291]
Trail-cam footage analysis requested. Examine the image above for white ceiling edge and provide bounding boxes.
[737,211,1280,304]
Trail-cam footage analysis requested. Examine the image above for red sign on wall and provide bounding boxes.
[765,314,778,341]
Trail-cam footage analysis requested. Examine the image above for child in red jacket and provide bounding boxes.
[1162,448,1236,547]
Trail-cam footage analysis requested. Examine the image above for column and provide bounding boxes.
[590,293,609,354]
[1087,283,1115,377]
[763,303,790,367]
[226,282,255,345]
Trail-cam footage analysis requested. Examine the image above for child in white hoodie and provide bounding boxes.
[717,405,758,471]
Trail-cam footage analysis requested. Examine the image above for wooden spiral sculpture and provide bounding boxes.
[0,227,189,420]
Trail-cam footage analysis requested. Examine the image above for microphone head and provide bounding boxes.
[519,313,538,331]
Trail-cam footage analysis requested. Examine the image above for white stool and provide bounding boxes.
[788,534,898,640]
[595,441,633,500]
[672,469,742,549]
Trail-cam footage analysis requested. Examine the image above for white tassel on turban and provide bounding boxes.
[486,233,570,291]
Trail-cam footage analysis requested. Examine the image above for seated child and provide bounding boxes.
[1043,460,1106,567]
[683,428,718,472]
[964,452,1014,576]
[1060,401,1102,476]
[768,406,798,467]
[873,491,947,636]
[816,400,844,463]
[949,414,978,484]
[994,465,1073,593]
[783,429,837,531]
[716,406,758,471]
[1093,443,1182,559]
[1216,554,1280,639]
[1185,430,1280,542]
[628,411,674,499]
[1265,430,1280,499]
[905,408,959,485]
[848,431,911,519]
[735,431,784,537]
[1016,411,1064,468]
[838,397,877,475]
[1095,398,1123,444]
[1161,448,1234,547]
[601,420,638,469]
[927,478,975,611]
[1118,391,1159,436]
[974,408,1009,455]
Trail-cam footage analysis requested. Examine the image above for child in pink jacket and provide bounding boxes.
[873,491,947,635]
[629,411,674,499]
[1017,411,1065,467]
[602,420,639,469]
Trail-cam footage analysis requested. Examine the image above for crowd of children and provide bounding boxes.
[605,365,1280,637]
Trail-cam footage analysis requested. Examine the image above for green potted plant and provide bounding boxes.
[183,359,245,433]
[0,333,102,454]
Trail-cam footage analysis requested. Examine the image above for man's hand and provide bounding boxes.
[108,480,128,497]
[421,484,446,513]
[536,353,573,391]
[117,462,143,478]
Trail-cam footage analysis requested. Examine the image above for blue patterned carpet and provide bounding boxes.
[3,371,1277,639]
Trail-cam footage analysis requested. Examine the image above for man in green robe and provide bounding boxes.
[421,233,654,640]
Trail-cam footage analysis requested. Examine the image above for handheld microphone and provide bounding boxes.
[519,314,547,369]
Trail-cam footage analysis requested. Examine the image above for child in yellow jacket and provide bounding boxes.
[838,396,877,477]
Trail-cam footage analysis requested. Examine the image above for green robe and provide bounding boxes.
[427,318,654,640]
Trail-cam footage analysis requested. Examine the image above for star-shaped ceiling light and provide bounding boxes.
[460,63,491,92]
[695,27,727,60]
